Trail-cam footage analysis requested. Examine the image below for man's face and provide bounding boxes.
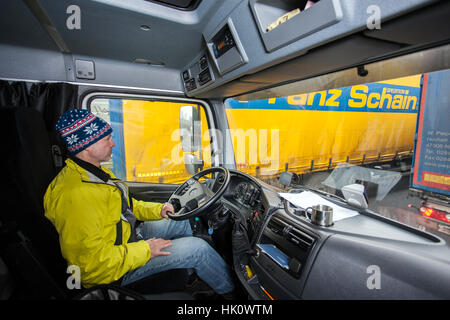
[85,134,116,163]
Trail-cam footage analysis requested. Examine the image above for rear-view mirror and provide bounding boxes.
[179,105,202,153]
[184,153,204,175]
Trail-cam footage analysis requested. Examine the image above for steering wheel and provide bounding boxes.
[167,167,230,221]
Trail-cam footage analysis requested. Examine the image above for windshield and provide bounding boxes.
[225,72,450,246]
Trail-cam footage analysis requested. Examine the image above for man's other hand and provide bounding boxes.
[160,202,174,219]
[146,238,172,258]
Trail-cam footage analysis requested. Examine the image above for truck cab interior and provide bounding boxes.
[1,0,450,300]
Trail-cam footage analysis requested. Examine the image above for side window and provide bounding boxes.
[90,98,211,183]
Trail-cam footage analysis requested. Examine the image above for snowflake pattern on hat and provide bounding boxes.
[84,123,99,135]
[66,134,79,145]
[56,109,112,154]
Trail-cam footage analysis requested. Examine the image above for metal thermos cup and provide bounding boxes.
[305,204,334,227]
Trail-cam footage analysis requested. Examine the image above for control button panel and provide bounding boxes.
[181,52,214,93]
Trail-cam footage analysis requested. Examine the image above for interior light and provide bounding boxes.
[133,58,165,66]
[140,25,151,31]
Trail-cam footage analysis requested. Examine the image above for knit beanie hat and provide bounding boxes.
[56,109,113,155]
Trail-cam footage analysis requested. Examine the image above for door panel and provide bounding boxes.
[129,183,179,203]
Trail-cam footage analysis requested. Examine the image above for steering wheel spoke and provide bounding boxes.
[167,167,230,220]
[172,206,187,217]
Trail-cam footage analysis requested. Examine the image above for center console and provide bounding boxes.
[225,171,322,299]
[246,210,320,299]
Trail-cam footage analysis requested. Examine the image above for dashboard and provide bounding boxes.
[222,172,266,245]
[232,181,260,207]
[219,170,450,300]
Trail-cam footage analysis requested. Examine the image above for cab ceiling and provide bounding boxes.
[0,0,229,70]
[1,0,450,99]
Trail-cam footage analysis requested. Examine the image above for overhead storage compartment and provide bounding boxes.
[249,0,343,52]
[196,0,450,99]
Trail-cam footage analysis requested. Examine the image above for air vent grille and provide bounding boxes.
[268,217,316,252]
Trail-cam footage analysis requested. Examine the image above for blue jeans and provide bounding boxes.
[121,218,234,294]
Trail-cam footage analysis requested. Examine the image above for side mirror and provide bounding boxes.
[279,171,299,187]
[184,153,204,175]
[179,105,202,153]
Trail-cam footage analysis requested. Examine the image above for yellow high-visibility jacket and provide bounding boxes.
[44,158,163,288]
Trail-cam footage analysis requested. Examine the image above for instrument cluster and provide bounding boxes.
[233,181,261,207]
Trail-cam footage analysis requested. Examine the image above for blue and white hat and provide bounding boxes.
[56,109,112,155]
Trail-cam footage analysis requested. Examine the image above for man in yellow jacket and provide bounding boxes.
[44,109,234,296]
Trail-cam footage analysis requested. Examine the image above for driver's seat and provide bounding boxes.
[1,106,190,299]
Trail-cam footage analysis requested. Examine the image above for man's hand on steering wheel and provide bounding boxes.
[160,202,174,219]
[167,167,230,221]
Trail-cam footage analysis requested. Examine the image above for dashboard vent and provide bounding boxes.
[288,226,315,252]
[268,217,316,252]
